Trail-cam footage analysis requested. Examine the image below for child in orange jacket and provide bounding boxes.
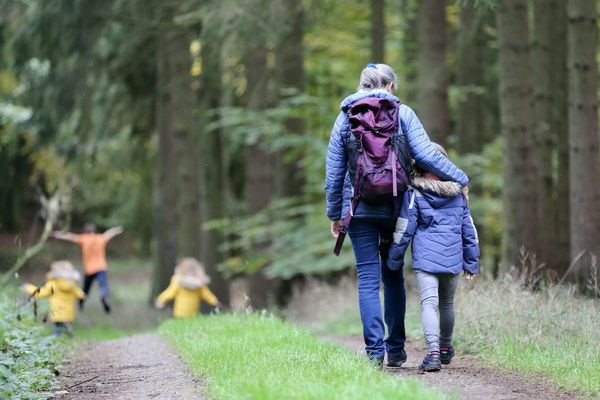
[155,258,219,318]
[22,261,85,336]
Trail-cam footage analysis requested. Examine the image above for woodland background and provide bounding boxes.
[1,0,599,307]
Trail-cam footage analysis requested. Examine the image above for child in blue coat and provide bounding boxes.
[387,144,479,372]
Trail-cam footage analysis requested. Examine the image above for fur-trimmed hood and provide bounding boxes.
[412,176,462,197]
[412,175,463,208]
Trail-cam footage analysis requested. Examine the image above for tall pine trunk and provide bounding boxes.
[172,32,201,260]
[456,0,486,154]
[497,0,540,268]
[416,0,448,146]
[532,0,558,272]
[244,7,275,308]
[274,0,305,198]
[554,1,570,275]
[371,0,385,62]
[200,38,230,306]
[567,0,600,283]
[152,19,178,297]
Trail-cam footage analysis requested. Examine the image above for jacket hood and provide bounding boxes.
[48,277,79,291]
[176,274,209,289]
[340,90,400,112]
[412,176,463,208]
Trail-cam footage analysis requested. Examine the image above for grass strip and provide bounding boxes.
[160,313,447,400]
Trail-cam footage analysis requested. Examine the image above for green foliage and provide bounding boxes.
[160,313,447,400]
[211,198,355,279]
[0,293,61,399]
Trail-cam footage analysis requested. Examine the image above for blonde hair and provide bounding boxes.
[174,257,210,288]
[357,63,398,92]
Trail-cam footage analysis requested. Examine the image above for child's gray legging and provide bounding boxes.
[415,270,459,353]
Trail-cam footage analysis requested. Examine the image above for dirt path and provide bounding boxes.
[331,335,577,400]
[58,333,205,399]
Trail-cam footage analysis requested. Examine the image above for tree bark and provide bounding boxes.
[371,0,385,62]
[171,32,201,260]
[497,0,540,268]
[400,0,418,103]
[244,6,275,308]
[199,38,230,306]
[567,0,600,283]
[274,0,305,198]
[416,0,448,146]
[152,19,179,297]
[554,1,570,276]
[456,0,486,154]
[532,0,558,272]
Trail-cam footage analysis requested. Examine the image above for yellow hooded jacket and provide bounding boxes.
[24,278,85,323]
[157,276,218,318]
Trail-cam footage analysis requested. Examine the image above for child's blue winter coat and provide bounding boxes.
[325,90,469,222]
[387,175,480,275]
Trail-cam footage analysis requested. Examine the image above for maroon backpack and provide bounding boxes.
[333,97,411,256]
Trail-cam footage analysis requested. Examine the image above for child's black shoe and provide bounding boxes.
[440,345,455,365]
[386,349,407,368]
[101,297,111,314]
[418,352,441,373]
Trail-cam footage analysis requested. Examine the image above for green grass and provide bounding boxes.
[454,277,600,396]
[160,313,448,400]
[292,273,600,397]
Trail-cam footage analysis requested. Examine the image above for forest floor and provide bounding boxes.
[57,333,206,399]
[331,335,576,400]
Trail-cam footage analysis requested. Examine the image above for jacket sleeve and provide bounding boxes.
[325,112,349,221]
[462,203,480,274]
[400,105,469,186]
[156,277,178,304]
[24,282,53,298]
[387,190,418,270]
[200,286,219,306]
[73,285,86,300]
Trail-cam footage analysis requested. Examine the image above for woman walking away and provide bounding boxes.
[325,63,469,368]
[155,258,220,318]
[21,261,86,337]
[387,144,479,372]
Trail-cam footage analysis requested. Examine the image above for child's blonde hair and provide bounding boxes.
[48,260,81,281]
[174,257,211,288]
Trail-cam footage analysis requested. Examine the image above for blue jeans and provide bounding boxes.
[349,219,406,360]
[83,270,109,299]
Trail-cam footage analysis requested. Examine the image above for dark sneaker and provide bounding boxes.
[440,345,455,365]
[101,297,112,314]
[418,352,441,373]
[387,349,407,368]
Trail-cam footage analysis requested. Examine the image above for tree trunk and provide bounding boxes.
[199,38,230,306]
[497,0,540,268]
[567,0,600,283]
[274,0,305,199]
[400,0,418,103]
[171,32,201,260]
[244,18,275,309]
[532,0,558,272]
[152,21,178,297]
[554,1,570,276]
[456,0,486,154]
[371,0,385,62]
[416,0,448,146]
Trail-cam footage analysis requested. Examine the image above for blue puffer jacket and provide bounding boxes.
[325,90,469,221]
[387,175,480,275]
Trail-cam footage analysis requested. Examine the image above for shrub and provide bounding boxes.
[0,292,61,400]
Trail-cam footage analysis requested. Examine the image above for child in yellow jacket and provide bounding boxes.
[155,258,219,318]
[22,261,85,336]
